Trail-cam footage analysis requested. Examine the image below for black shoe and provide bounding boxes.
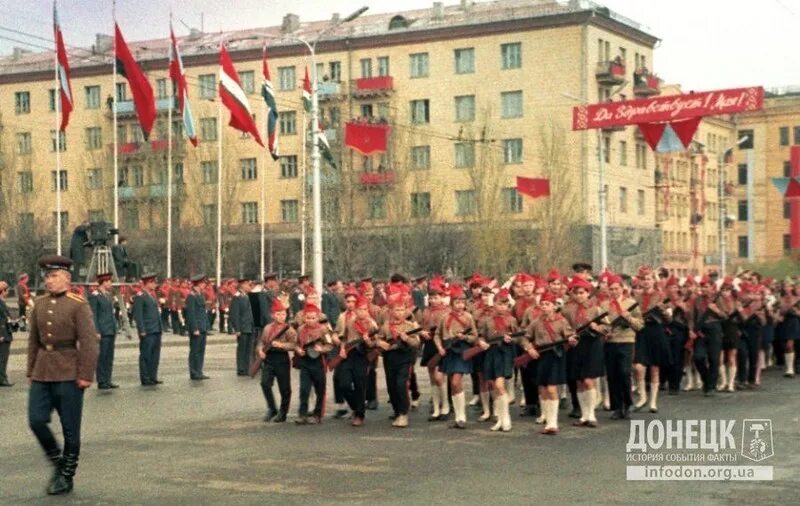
[448,421,466,429]
[622,406,630,419]
[668,389,679,396]
[366,400,379,410]
[47,474,73,495]
[98,384,112,390]
[568,408,582,419]
[109,383,120,389]
[237,372,247,377]
[295,417,310,425]
[558,398,568,409]
[333,409,349,419]
[190,377,203,381]
[427,414,444,422]
[154,380,163,384]
[273,412,287,423]
[141,381,157,386]
[0,381,14,387]
[263,410,278,422]
[610,410,624,420]
[201,375,210,380]
[388,413,398,421]
[704,390,715,397]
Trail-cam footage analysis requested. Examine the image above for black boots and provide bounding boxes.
[47,452,78,495]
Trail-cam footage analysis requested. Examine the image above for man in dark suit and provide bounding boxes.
[132,273,163,386]
[322,279,344,326]
[185,274,210,380]
[0,281,14,387]
[89,273,118,390]
[68,221,90,280]
[111,237,135,281]
[230,277,255,376]
[290,274,311,315]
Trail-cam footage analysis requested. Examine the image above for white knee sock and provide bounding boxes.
[453,391,466,423]
[545,399,559,430]
[586,388,597,422]
[576,390,588,422]
[649,382,659,411]
[431,384,441,416]
[439,383,450,414]
[728,365,737,389]
[490,394,506,431]
[786,352,796,375]
[479,391,490,418]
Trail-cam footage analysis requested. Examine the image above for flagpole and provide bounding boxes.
[53,0,62,255]
[166,15,173,279]
[300,113,307,275]
[112,0,119,244]
[260,87,267,277]
[216,40,223,291]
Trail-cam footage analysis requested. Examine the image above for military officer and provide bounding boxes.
[89,273,119,389]
[27,255,98,495]
[230,277,255,376]
[132,273,163,386]
[185,274,211,380]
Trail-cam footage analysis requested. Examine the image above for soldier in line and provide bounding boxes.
[89,273,119,390]
[185,274,211,380]
[27,255,98,495]
[132,273,163,386]
[230,277,255,376]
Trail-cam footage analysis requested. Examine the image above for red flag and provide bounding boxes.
[637,123,667,151]
[516,177,550,198]
[345,122,390,155]
[115,23,156,140]
[669,116,702,148]
[53,3,72,131]
[219,45,263,146]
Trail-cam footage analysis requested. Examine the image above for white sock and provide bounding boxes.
[545,399,558,430]
[717,364,727,390]
[728,366,737,389]
[502,393,512,430]
[649,382,659,411]
[453,392,466,423]
[636,377,647,405]
[786,352,796,375]
[431,384,441,417]
[576,390,588,422]
[491,394,505,430]
[480,391,490,418]
[439,383,450,414]
[586,388,597,422]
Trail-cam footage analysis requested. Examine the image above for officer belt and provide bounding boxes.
[41,342,77,351]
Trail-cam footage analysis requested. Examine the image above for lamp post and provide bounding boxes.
[718,135,749,276]
[286,6,368,292]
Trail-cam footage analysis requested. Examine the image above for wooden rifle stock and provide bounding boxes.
[367,326,425,361]
[607,302,639,330]
[426,328,473,368]
[248,324,291,377]
[513,312,608,368]
[462,330,526,361]
[327,329,379,371]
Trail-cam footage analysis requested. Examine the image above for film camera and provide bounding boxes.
[87,221,119,247]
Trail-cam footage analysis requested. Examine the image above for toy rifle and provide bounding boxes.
[605,302,640,330]
[642,298,671,325]
[366,326,425,362]
[248,323,292,377]
[426,328,473,368]
[513,312,608,368]
[462,330,527,361]
[327,329,379,371]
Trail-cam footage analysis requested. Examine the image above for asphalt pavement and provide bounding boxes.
[0,333,798,505]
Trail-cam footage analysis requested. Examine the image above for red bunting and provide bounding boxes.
[345,122,390,155]
[785,178,800,199]
[516,177,550,199]
[637,123,666,151]
[637,116,701,152]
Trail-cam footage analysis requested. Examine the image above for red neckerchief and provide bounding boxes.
[388,319,404,339]
[698,296,709,313]
[345,310,355,323]
[611,298,623,315]
[269,323,287,339]
[426,304,447,326]
[514,296,534,320]
[641,291,654,313]
[492,313,509,334]
[354,317,371,336]
[446,309,469,332]
[541,314,562,343]
[299,323,320,346]
[570,300,589,326]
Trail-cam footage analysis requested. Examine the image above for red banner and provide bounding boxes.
[345,122,390,155]
[572,87,764,130]
[791,146,800,249]
[516,177,550,199]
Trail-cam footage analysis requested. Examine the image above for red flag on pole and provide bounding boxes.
[219,45,263,146]
[53,3,72,131]
[516,177,550,198]
[115,23,156,140]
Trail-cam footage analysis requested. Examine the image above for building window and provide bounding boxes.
[785,160,792,178]
[737,163,748,184]
[200,117,217,141]
[794,127,800,146]
[279,111,297,134]
[51,169,68,192]
[85,85,101,109]
[85,127,102,150]
[454,142,475,168]
[410,99,430,124]
[49,89,57,112]
[503,138,523,164]
[18,171,33,193]
[202,204,216,226]
[455,95,475,122]
[199,74,216,98]
[377,56,390,76]
[280,156,298,178]
[87,168,102,190]
[367,194,386,220]
[501,91,523,118]
[738,235,748,258]
[784,234,792,254]
[239,71,255,94]
[738,130,753,149]
[411,192,431,218]
[454,48,475,74]
[131,166,144,187]
[738,200,748,221]
[16,132,31,154]
[502,188,523,213]
[155,78,168,99]
[637,189,645,215]
[132,125,145,143]
[53,212,69,234]
[784,202,791,219]
[281,200,299,222]
[50,130,67,152]
[88,209,105,222]
[201,161,218,184]
[635,143,647,169]
[329,61,341,82]
[455,190,477,216]
[603,135,611,163]
[278,66,296,91]
[619,140,627,165]
[617,186,628,213]
[239,158,257,180]
[780,126,790,146]
[19,213,34,231]
[410,53,429,78]
[241,202,258,224]
[501,42,522,69]
[174,162,184,183]
[360,58,372,79]
[411,146,431,170]
[117,124,128,144]
[15,91,30,114]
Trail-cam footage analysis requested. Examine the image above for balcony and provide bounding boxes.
[118,183,183,201]
[306,128,338,144]
[633,71,661,97]
[352,76,394,98]
[359,171,395,186]
[317,81,344,101]
[109,97,176,118]
[595,60,626,85]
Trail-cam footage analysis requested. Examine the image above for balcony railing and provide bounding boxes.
[111,139,177,155]
[306,128,338,144]
[118,183,183,200]
[360,171,395,186]
[317,81,344,101]
[596,60,626,85]
[352,76,394,98]
[110,97,176,117]
[633,71,661,97]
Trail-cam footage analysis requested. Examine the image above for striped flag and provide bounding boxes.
[316,120,336,169]
[53,2,72,131]
[261,47,279,160]
[169,24,197,146]
[219,45,263,146]
[302,67,312,112]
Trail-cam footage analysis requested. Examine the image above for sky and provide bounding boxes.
[0,0,798,91]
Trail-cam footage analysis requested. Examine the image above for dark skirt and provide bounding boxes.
[634,322,671,367]
[783,314,800,340]
[440,341,472,375]
[721,320,740,350]
[574,333,605,379]
[471,349,486,374]
[537,350,567,386]
[483,344,513,380]
[420,340,438,367]
[761,324,775,348]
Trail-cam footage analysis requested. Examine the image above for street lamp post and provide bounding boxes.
[718,135,749,276]
[288,6,367,293]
